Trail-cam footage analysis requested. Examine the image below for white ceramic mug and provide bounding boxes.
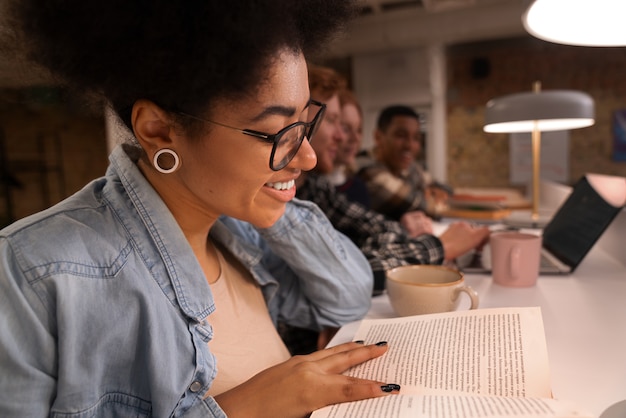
[386,265,479,316]
[490,232,541,287]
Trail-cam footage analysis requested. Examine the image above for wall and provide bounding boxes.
[352,47,431,148]
[349,46,449,182]
[446,36,626,188]
[0,87,108,226]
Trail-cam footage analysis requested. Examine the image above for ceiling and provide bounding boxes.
[325,0,529,57]
[361,0,478,14]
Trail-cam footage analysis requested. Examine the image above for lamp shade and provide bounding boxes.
[523,0,626,47]
[484,90,595,133]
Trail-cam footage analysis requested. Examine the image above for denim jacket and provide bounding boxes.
[0,145,373,417]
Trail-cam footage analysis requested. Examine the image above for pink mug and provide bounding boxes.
[490,232,541,287]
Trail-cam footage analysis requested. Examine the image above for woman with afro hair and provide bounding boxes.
[0,1,400,416]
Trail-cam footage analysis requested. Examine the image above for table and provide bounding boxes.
[331,238,626,417]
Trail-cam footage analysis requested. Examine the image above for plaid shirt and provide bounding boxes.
[297,173,444,291]
[358,161,427,221]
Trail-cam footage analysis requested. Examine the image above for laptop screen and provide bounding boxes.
[542,175,624,270]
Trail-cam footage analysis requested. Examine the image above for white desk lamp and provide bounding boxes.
[484,81,595,227]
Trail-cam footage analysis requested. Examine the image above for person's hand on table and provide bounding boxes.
[426,185,451,204]
[214,341,399,418]
[400,211,433,237]
[425,185,452,215]
[438,221,490,261]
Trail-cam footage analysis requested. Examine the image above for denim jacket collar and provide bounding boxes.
[107,145,215,321]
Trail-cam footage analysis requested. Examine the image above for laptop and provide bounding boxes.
[458,174,626,275]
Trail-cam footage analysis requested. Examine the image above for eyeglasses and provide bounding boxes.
[179,100,326,171]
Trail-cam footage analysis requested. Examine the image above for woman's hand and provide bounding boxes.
[438,221,490,261]
[400,211,433,237]
[214,341,399,418]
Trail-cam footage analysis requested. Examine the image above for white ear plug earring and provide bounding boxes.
[153,148,180,174]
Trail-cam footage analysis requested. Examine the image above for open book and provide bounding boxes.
[312,307,592,418]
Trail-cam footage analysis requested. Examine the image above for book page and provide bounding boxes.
[344,307,551,398]
[312,394,592,418]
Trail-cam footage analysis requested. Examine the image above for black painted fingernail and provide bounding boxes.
[380,384,401,392]
[354,340,365,344]
[375,341,388,346]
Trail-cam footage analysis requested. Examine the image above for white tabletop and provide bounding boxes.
[331,242,626,417]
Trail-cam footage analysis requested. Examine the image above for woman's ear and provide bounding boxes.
[131,99,176,155]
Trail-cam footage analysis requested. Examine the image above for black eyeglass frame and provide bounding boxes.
[178,99,326,171]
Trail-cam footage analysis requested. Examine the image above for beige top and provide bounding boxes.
[206,245,291,396]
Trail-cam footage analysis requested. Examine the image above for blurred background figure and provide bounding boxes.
[359,105,452,220]
[326,88,371,208]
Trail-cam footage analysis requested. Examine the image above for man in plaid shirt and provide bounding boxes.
[359,105,452,221]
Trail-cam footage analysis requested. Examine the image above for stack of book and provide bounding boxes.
[438,187,531,221]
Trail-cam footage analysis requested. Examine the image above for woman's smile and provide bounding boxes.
[263,178,297,202]
[265,179,295,191]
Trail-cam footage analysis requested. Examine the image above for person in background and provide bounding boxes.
[359,105,452,220]
[325,87,371,208]
[336,87,435,236]
[297,64,489,293]
[0,2,401,417]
